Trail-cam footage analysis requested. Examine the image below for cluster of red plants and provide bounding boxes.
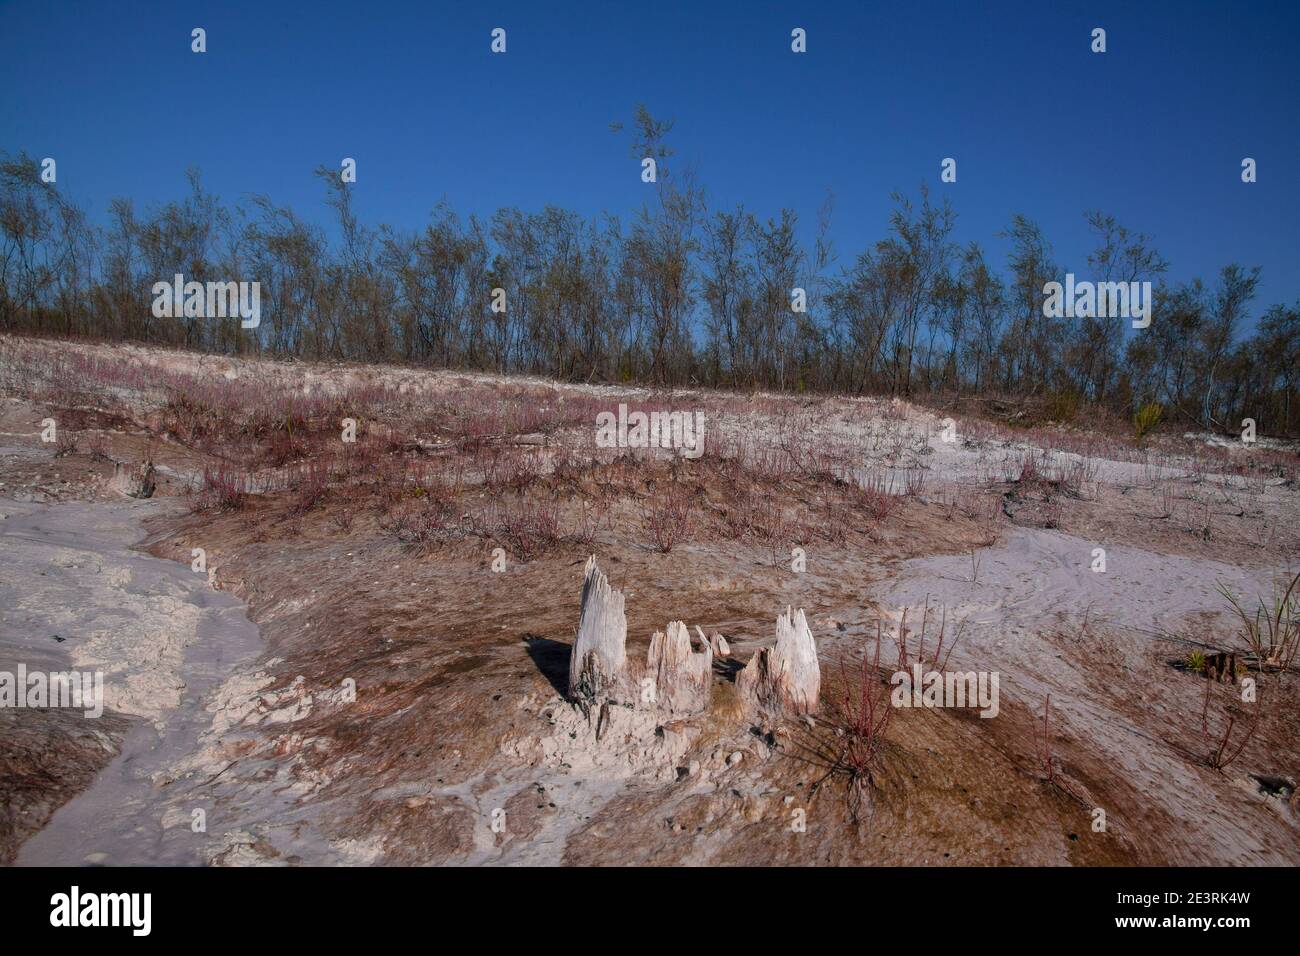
[826,620,896,821]
[641,480,694,553]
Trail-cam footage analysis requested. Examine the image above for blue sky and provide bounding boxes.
[2,0,1297,314]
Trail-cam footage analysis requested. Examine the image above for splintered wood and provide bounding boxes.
[647,621,712,714]
[569,555,630,703]
[736,606,821,719]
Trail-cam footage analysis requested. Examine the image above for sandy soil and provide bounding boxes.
[1,334,1297,866]
[0,491,268,865]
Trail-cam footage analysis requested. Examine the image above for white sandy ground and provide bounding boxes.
[855,528,1299,865]
[0,498,281,865]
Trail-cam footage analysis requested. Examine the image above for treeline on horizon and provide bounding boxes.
[2,122,1297,437]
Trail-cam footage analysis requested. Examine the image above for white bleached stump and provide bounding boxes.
[737,606,821,719]
[109,460,156,499]
[569,556,630,703]
[647,621,712,714]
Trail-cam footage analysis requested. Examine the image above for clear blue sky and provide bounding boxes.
[3,0,1297,314]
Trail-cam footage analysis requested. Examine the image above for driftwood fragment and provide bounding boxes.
[737,606,820,719]
[696,625,729,658]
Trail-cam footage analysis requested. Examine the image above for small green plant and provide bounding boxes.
[1184,649,1207,673]
[1133,401,1163,442]
[1216,570,1300,672]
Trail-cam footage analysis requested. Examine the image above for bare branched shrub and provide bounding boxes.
[1058,456,1098,497]
[337,440,380,479]
[550,445,586,486]
[892,602,963,673]
[87,432,111,462]
[752,494,793,566]
[641,481,692,553]
[719,479,756,538]
[195,463,251,512]
[371,457,411,517]
[1207,711,1258,771]
[390,497,455,553]
[469,500,563,561]
[569,499,599,547]
[1009,449,1044,484]
[501,447,543,492]
[329,507,356,533]
[1199,679,1260,771]
[824,621,895,821]
[53,429,78,457]
[290,456,331,514]
[845,472,900,524]
[1151,483,1175,519]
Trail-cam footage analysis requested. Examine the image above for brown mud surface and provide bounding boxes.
[2,335,1297,865]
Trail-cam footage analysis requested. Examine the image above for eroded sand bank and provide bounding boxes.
[2,499,268,865]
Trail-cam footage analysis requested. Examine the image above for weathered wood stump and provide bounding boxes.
[737,606,820,719]
[1204,651,1239,684]
[109,460,156,499]
[568,556,630,703]
[647,621,712,714]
